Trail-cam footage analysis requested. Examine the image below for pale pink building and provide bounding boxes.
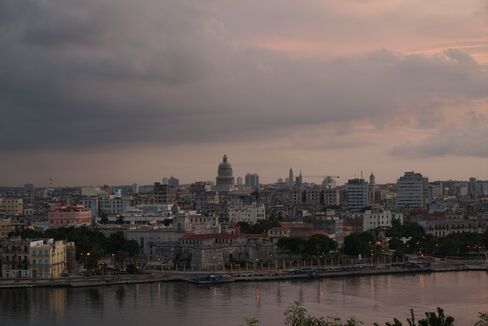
[48,204,92,229]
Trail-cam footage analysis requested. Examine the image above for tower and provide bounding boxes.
[288,168,294,187]
[369,172,375,186]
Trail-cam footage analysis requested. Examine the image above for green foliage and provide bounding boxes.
[418,308,454,326]
[388,238,407,255]
[246,303,459,326]
[242,317,260,326]
[238,217,280,234]
[283,302,360,326]
[126,263,139,274]
[434,232,486,256]
[99,214,109,224]
[12,227,140,269]
[474,312,488,326]
[278,236,336,257]
[385,222,425,239]
[343,232,375,256]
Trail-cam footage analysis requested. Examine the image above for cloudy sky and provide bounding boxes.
[1,0,487,186]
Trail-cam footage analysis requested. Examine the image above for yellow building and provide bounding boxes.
[0,218,12,239]
[0,198,24,217]
[30,239,67,279]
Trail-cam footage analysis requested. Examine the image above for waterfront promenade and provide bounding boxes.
[0,259,486,289]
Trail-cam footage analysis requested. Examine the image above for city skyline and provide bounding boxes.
[1,0,487,185]
[2,152,487,188]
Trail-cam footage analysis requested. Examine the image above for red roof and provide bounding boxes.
[279,222,313,229]
[179,233,239,241]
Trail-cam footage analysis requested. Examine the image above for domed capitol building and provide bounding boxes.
[215,154,235,192]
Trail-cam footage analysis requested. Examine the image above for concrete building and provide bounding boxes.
[245,173,260,190]
[229,203,266,224]
[236,177,243,187]
[0,238,72,279]
[345,179,369,212]
[0,238,30,278]
[48,204,92,229]
[419,217,488,237]
[29,239,67,279]
[99,196,132,215]
[215,155,235,192]
[0,198,24,217]
[153,183,176,205]
[323,188,340,206]
[0,218,12,239]
[362,210,403,231]
[303,187,321,205]
[80,196,100,219]
[396,171,429,210]
[81,187,108,197]
[288,168,294,188]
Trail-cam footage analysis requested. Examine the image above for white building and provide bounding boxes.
[396,171,429,209]
[362,210,403,231]
[229,203,266,224]
[99,196,131,215]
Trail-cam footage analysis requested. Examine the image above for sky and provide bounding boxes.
[0,0,487,186]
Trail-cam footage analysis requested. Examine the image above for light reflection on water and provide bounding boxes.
[0,271,487,326]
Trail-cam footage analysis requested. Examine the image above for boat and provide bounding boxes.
[189,273,235,285]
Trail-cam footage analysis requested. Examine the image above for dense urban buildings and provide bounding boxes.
[0,154,487,279]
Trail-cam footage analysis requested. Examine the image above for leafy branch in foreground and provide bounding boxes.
[244,302,488,325]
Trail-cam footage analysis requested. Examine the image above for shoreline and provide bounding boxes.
[0,264,486,289]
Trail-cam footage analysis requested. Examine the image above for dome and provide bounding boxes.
[216,154,234,192]
[218,155,232,175]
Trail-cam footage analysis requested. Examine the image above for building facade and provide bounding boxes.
[362,210,403,231]
[0,198,24,217]
[48,204,92,229]
[396,171,429,210]
[345,179,369,212]
[229,203,266,225]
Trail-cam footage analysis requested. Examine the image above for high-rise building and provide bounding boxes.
[236,177,243,186]
[215,155,235,192]
[288,168,294,187]
[323,188,340,206]
[395,171,429,209]
[345,178,369,212]
[168,176,179,188]
[153,182,176,205]
[245,173,259,190]
[369,172,375,186]
[369,172,376,204]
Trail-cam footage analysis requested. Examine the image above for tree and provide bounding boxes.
[475,313,488,326]
[116,215,125,224]
[418,308,454,326]
[344,232,375,256]
[99,214,109,224]
[304,235,337,257]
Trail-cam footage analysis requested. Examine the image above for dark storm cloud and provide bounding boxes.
[0,0,487,152]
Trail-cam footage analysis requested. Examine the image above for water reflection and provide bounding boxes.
[0,272,487,326]
[114,285,126,307]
